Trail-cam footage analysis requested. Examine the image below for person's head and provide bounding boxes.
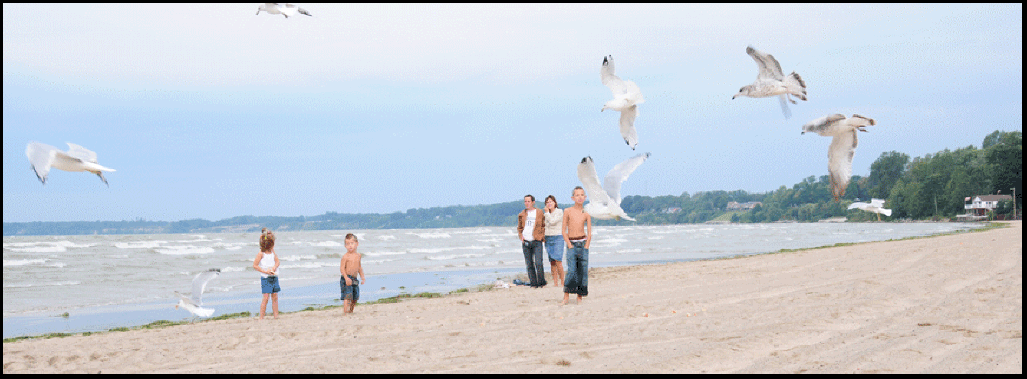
[344,233,359,253]
[260,230,276,252]
[571,186,587,205]
[523,195,535,210]
[545,195,558,210]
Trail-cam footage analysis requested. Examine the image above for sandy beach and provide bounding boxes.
[3,221,1021,374]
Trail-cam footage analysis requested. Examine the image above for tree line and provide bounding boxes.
[4,130,1020,236]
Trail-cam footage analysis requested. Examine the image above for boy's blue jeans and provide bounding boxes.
[564,241,588,296]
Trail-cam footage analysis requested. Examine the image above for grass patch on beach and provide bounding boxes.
[3,311,254,344]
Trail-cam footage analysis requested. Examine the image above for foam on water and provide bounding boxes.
[155,246,216,255]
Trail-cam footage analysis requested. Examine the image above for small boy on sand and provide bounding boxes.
[339,233,366,314]
[562,186,592,305]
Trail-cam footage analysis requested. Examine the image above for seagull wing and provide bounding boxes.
[747,46,783,80]
[619,105,639,149]
[802,114,846,135]
[65,143,99,163]
[847,201,870,210]
[26,142,60,183]
[603,152,650,206]
[577,156,613,207]
[601,56,627,96]
[174,291,196,307]
[869,198,886,208]
[828,129,858,198]
[190,269,220,305]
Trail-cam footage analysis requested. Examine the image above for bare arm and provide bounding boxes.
[358,257,366,285]
[272,253,280,275]
[585,213,593,250]
[340,257,351,285]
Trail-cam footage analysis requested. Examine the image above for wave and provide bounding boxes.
[311,241,343,247]
[3,280,81,288]
[362,250,407,257]
[3,258,49,267]
[221,266,246,273]
[279,254,318,262]
[155,246,216,255]
[5,246,67,253]
[377,235,397,241]
[408,232,452,239]
[425,253,487,261]
[115,241,167,249]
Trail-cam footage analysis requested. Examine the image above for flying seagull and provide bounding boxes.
[732,46,807,119]
[256,3,312,18]
[175,269,220,320]
[600,55,645,150]
[848,198,892,221]
[576,153,651,221]
[25,142,116,186]
[801,114,877,202]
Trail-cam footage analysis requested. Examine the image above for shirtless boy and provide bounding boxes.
[562,186,592,305]
[339,233,366,314]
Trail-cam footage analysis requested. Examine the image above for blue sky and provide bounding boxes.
[3,4,1022,223]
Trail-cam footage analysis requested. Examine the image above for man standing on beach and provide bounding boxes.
[517,195,548,288]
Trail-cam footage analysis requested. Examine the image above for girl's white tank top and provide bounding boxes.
[259,251,278,278]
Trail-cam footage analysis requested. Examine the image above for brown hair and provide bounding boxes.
[572,186,585,196]
[524,194,535,202]
[545,195,558,208]
[345,233,358,242]
[260,230,276,252]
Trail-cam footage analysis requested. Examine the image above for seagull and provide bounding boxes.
[256,3,312,18]
[576,153,651,221]
[801,114,877,202]
[732,46,807,119]
[175,269,220,320]
[25,142,116,186]
[848,198,892,221]
[600,55,645,150]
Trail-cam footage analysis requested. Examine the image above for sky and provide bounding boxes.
[3,4,1022,223]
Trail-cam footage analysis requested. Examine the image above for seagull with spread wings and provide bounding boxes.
[256,3,312,18]
[175,269,221,320]
[801,114,877,202]
[600,55,645,150]
[25,142,116,186]
[576,153,651,221]
[733,46,807,119]
[848,198,892,221]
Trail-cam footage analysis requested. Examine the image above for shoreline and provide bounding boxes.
[4,222,1019,373]
[3,222,1002,343]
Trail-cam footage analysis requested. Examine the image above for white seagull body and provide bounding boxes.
[732,46,807,119]
[25,142,116,186]
[600,55,645,150]
[801,114,876,202]
[256,3,311,18]
[576,153,651,221]
[848,198,892,220]
[175,269,220,319]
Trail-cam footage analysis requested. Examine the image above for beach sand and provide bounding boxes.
[4,221,1021,374]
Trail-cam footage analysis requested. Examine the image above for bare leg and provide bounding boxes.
[552,261,564,287]
[342,299,352,314]
[260,294,269,320]
[561,292,570,305]
[271,293,279,319]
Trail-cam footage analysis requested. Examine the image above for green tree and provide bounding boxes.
[868,151,910,200]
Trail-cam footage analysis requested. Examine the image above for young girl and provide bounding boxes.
[253,229,281,320]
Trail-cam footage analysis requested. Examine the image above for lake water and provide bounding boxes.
[3,222,981,338]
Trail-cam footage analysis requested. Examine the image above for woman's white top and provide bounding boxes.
[544,208,564,236]
[259,251,279,278]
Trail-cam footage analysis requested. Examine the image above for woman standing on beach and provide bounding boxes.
[543,195,565,288]
[253,229,281,320]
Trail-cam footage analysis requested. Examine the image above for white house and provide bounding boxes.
[964,194,1013,216]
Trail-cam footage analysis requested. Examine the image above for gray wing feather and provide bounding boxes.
[190,269,220,305]
[603,153,650,206]
[577,157,613,207]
